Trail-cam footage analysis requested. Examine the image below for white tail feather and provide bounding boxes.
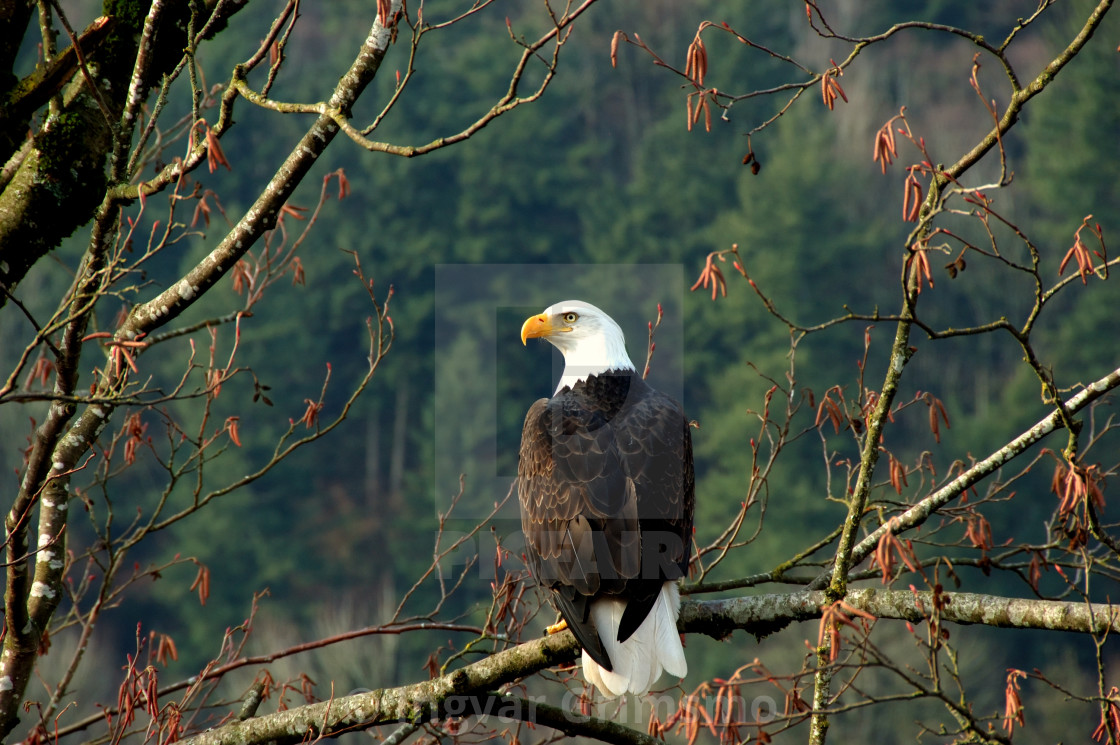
[580,582,686,697]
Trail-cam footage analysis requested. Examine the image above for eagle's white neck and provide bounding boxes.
[553,331,635,395]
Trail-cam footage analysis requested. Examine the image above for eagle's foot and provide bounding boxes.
[545,619,569,635]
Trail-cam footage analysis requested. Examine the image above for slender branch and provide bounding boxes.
[835,363,1120,580]
[107,0,165,180]
[231,0,598,158]
[937,0,1114,187]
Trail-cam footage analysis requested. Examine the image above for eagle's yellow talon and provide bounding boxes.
[545,619,569,635]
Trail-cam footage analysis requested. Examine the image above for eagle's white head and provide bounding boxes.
[521,300,635,394]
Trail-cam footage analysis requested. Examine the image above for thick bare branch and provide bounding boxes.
[174,590,1120,745]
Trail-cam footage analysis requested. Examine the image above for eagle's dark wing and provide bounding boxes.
[518,376,694,669]
[612,385,695,641]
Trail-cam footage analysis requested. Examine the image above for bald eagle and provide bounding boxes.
[518,300,694,697]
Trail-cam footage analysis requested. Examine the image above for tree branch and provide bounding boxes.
[177,630,580,745]
[174,590,1120,745]
[938,0,1114,186]
[833,363,1120,583]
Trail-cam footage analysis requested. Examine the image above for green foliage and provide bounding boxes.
[10,2,1117,733]
[167,0,1116,628]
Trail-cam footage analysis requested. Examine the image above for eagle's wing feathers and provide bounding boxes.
[518,379,694,661]
[611,387,694,642]
[519,395,642,670]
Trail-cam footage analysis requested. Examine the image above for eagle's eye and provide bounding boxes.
[561,312,579,324]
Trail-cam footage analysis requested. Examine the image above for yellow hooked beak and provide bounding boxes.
[520,314,553,345]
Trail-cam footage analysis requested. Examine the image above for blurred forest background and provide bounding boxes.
[2,0,1118,739]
